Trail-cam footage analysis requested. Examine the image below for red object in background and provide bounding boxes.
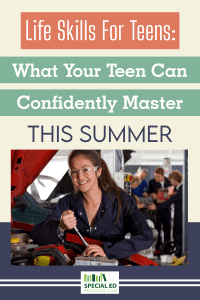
[11,150,58,209]
[120,253,158,266]
[157,188,169,203]
[168,186,174,195]
[11,215,13,228]
[66,233,102,247]
[32,244,76,265]
[12,220,34,233]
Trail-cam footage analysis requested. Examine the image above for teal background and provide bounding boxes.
[0,57,199,83]
[0,89,199,116]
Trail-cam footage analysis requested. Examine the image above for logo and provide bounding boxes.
[81,271,119,294]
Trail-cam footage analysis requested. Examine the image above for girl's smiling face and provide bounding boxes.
[70,155,102,193]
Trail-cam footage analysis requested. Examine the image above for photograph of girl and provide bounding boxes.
[30,150,154,260]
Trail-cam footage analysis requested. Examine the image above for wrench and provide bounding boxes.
[73,226,89,248]
[62,212,89,248]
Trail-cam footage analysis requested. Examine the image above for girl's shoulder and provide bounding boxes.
[58,192,82,207]
[120,190,138,212]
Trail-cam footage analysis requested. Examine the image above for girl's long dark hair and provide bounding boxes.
[68,150,125,222]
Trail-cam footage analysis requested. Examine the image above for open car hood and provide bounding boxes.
[11,149,134,209]
[11,150,58,209]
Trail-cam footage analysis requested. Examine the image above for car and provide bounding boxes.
[12,191,51,224]
[12,150,74,224]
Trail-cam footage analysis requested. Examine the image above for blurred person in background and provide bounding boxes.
[131,176,144,209]
[148,167,171,256]
[131,175,156,212]
[132,167,149,198]
[156,170,183,258]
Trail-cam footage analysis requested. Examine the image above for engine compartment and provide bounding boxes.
[11,227,159,266]
[11,230,88,266]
